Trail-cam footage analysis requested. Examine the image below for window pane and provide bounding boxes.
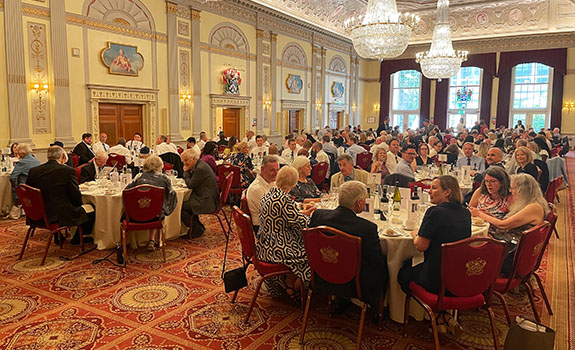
[392,70,421,112]
[392,114,403,130]
[512,63,551,111]
[465,114,478,129]
[448,114,460,129]
[512,114,526,128]
[408,114,419,130]
[532,114,546,131]
[393,70,421,88]
[448,67,482,112]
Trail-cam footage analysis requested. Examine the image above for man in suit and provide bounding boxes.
[79,151,109,184]
[180,148,219,238]
[376,116,391,136]
[309,180,388,311]
[72,133,95,165]
[26,146,94,244]
[330,154,369,188]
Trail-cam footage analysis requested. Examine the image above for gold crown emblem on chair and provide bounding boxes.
[22,198,32,208]
[320,246,339,264]
[532,241,544,257]
[138,197,151,208]
[465,257,487,276]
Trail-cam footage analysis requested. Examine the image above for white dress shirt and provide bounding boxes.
[386,151,400,173]
[108,144,133,164]
[246,174,275,226]
[197,140,206,150]
[155,142,178,156]
[315,150,330,179]
[250,146,269,159]
[126,140,146,153]
[92,141,110,154]
[456,155,486,172]
[281,148,297,164]
[395,158,415,179]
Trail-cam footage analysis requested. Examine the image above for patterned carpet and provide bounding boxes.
[0,157,573,349]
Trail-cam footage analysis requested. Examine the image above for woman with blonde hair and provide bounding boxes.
[229,141,255,188]
[289,156,321,202]
[470,173,549,275]
[477,142,490,159]
[371,148,390,183]
[513,146,538,180]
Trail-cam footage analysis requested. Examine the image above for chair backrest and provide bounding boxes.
[122,185,164,223]
[107,153,126,169]
[163,162,174,171]
[311,162,329,186]
[177,146,184,155]
[16,184,49,223]
[510,222,551,280]
[240,190,252,220]
[383,173,414,187]
[360,144,370,151]
[217,163,241,189]
[218,173,233,210]
[536,167,543,182]
[69,153,79,168]
[408,178,432,194]
[356,152,372,171]
[302,226,362,297]
[76,163,88,184]
[232,206,257,262]
[439,237,506,302]
[545,175,563,203]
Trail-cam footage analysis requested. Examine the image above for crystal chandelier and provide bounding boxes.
[344,0,418,60]
[416,0,467,81]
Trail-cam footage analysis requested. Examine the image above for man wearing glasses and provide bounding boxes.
[395,144,417,180]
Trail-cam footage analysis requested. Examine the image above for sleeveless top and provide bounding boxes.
[477,194,510,234]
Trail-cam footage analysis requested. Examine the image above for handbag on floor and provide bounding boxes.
[221,230,247,293]
[504,317,555,350]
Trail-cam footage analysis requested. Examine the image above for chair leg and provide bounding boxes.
[553,226,559,239]
[231,290,239,303]
[245,277,264,323]
[161,228,166,263]
[493,291,511,326]
[486,306,501,350]
[377,294,384,330]
[524,281,541,323]
[299,289,313,345]
[78,226,85,252]
[18,226,34,260]
[188,215,194,240]
[426,308,441,350]
[403,294,411,337]
[121,228,128,267]
[533,272,553,315]
[41,230,56,266]
[356,303,367,350]
[215,213,228,238]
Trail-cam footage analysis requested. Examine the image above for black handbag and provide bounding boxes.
[504,317,555,350]
[221,229,247,293]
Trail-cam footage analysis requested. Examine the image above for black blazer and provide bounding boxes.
[309,206,388,308]
[72,142,95,165]
[183,159,219,214]
[516,162,538,180]
[79,163,97,184]
[26,160,88,227]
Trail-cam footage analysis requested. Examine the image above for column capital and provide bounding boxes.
[191,9,201,21]
[270,33,278,42]
[166,1,178,15]
[321,48,327,56]
[256,29,265,38]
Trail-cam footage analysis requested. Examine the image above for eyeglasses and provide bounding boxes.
[405,152,417,156]
[484,179,500,184]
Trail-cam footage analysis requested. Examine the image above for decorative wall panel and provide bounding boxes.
[27,22,50,134]
[179,50,190,130]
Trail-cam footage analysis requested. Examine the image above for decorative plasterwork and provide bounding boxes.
[27,22,50,134]
[178,21,190,36]
[180,50,191,130]
[178,39,192,48]
[328,55,347,74]
[200,43,257,61]
[66,14,167,43]
[83,0,155,31]
[22,4,49,18]
[281,100,308,110]
[210,94,251,107]
[209,23,250,52]
[281,43,308,66]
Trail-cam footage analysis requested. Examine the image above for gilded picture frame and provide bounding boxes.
[100,42,144,76]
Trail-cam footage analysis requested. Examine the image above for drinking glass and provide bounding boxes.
[320,193,329,208]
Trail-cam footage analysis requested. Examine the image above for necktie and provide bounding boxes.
[344,176,352,182]
[467,158,471,166]
[103,144,107,152]
[291,151,294,161]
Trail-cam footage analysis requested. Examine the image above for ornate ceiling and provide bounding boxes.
[248,0,575,43]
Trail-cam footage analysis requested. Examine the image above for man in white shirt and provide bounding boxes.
[197,131,208,150]
[370,136,388,154]
[108,137,134,164]
[281,139,298,165]
[386,138,401,173]
[127,132,145,154]
[295,136,305,152]
[155,135,178,155]
[186,137,201,154]
[456,142,486,171]
[321,135,338,156]
[250,135,269,159]
[246,155,279,232]
[92,133,110,153]
[242,130,257,151]
[345,136,365,166]
[395,145,417,179]
[312,142,330,179]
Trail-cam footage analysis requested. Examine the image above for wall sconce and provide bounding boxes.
[373,104,380,112]
[180,93,192,101]
[315,101,322,111]
[352,104,357,112]
[31,83,48,95]
[563,102,575,112]
[263,99,271,109]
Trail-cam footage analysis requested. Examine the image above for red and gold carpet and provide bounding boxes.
[1,157,573,349]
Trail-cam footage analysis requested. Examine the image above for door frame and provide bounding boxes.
[281,100,308,135]
[210,94,250,139]
[327,102,348,130]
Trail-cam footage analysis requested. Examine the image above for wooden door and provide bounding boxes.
[289,110,299,133]
[98,103,143,146]
[329,111,338,129]
[222,108,240,138]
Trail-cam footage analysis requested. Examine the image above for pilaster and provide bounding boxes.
[191,8,202,138]
[270,33,278,136]
[255,29,264,134]
[320,47,327,128]
[166,1,182,141]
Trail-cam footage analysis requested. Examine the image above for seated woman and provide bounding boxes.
[513,146,538,180]
[398,175,471,333]
[257,166,315,299]
[229,141,255,189]
[441,144,460,165]
[429,140,443,158]
[415,142,434,166]
[470,174,548,276]
[124,156,177,251]
[469,166,511,234]
[371,148,390,183]
[200,141,219,179]
[289,156,322,202]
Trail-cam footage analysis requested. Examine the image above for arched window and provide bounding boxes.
[447,67,482,130]
[390,70,421,132]
[510,63,552,130]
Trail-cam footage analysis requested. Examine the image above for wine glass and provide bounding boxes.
[320,193,329,208]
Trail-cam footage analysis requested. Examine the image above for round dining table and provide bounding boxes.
[81,181,192,250]
[0,172,13,216]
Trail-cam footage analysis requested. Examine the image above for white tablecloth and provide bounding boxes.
[82,185,192,250]
[361,211,489,323]
[0,173,12,215]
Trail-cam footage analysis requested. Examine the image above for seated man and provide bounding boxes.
[309,181,388,310]
[80,151,110,183]
[395,144,416,180]
[250,135,269,160]
[8,143,41,219]
[473,147,504,183]
[180,148,220,238]
[246,155,279,233]
[155,135,178,156]
[92,133,110,153]
[186,137,201,153]
[456,142,486,171]
[281,139,298,165]
[126,132,145,153]
[108,137,133,165]
[26,146,94,244]
[330,153,368,188]
[72,133,95,165]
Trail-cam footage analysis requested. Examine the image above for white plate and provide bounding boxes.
[380,229,401,237]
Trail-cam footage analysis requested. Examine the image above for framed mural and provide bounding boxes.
[101,42,144,76]
[286,74,303,94]
[331,82,344,98]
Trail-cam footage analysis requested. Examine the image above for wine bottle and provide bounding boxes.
[392,180,402,215]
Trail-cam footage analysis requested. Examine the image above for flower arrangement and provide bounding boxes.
[223,68,241,95]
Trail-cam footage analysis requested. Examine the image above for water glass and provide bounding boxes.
[320,194,329,208]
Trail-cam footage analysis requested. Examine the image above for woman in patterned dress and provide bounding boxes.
[468,166,511,235]
[229,142,255,189]
[289,156,321,202]
[257,166,316,298]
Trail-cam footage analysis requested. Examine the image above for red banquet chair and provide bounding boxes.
[163,162,174,172]
[76,163,88,184]
[69,153,80,168]
[107,153,126,170]
[300,226,380,350]
[311,162,328,188]
[16,184,86,265]
[240,191,251,221]
[189,173,233,239]
[121,185,166,265]
[231,206,293,322]
[217,163,242,196]
[356,152,372,171]
[547,203,559,240]
[408,178,432,194]
[545,175,563,204]
[403,237,506,350]
[492,222,552,325]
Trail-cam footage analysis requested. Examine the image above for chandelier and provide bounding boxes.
[344,0,418,60]
[416,0,467,81]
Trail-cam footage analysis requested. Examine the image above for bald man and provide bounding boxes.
[473,147,504,183]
